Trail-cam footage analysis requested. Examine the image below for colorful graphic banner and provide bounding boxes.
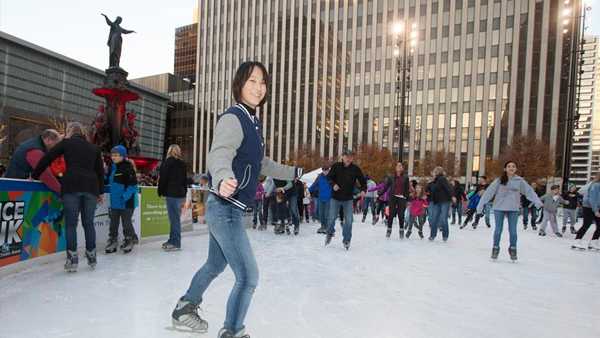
[139,187,170,238]
[0,179,65,267]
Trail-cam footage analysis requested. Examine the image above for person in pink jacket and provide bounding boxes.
[406,185,429,239]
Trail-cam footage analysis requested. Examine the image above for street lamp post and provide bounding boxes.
[391,22,417,163]
[561,0,591,192]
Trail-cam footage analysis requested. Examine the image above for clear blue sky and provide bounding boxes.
[0,0,197,79]
[0,0,599,79]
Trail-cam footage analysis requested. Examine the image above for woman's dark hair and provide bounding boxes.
[500,161,517,185]
[232,61,270,107]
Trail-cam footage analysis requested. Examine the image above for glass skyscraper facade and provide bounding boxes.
[194,0,574,182]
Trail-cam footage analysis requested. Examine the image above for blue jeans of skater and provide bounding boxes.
[362,197,376,219]
[183,195,258,333]
[428,202,450,240]
[522,205,538,227]
[318,200,330,229]
[327,198,354,242]
[63,192,97,252]
[288,195,300,227]
[493,210,520,248]
[166,197,184,247]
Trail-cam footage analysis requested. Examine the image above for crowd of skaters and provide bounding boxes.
[251,155,600,259]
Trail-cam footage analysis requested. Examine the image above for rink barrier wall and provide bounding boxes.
[0,178,215,274]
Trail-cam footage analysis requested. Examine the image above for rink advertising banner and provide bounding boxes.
[140,187,170,238]
[0,179,65,267]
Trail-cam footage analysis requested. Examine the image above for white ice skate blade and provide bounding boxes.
[168,319,208,334]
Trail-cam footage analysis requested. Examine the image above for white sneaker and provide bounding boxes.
[588,239,600,251]
[571,239,586,250]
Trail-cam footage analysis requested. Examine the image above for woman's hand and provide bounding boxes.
[219,178,238,197]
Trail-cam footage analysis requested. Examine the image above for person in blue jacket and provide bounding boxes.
[105,145,139,254]
[309,165,332,234]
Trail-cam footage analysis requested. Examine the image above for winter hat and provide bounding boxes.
[111,145,128,158]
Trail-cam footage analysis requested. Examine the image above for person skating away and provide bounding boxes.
[571,172,600,251]
[252,180,265,230]
[370,176,390,225]
[324,150,367,250]
[460,189,485,229]
[426,167,453,242]
[262,177,276,227]
[406,185,428,239]
[105,145,139,254]
[538,185,570,237]
[450,180,466,225]
[384,162,412,239]
[476,161,542,261]
[309,165,332,234]
[561,185,581,235]
[171,62,302,337]
[362,176,377,223]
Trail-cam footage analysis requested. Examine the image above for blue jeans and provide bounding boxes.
[318,200,330,228]
[522,206,537,226]
[428,202,450,240]
[362,197,376,217]
[493,210,520,248]
[289,195,300,226]
[451,203,463,224]
[166,197,184,247]
[62,192,97,252]
[184,195,258,333]
[327,199,354,242]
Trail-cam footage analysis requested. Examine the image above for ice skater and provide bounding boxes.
[571,172,600,251]
[561,185,581,234]
[460,189,484,229]
[538,185,569,238]
[406,184,428,239]
[476,161,542,261]
[324,149,367,250]
[171,62,302,338]
[385,162,412,239]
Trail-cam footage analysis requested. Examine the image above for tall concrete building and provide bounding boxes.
[570,35,598,187]
[193,0,576,182]
[590,36,600,182]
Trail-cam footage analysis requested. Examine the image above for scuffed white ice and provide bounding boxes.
[0,217,599,338]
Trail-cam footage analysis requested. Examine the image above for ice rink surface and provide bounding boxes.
[1,217,599,338]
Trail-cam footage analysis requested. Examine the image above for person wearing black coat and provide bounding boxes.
[384,162,412,239]
[158,145,189,251]
[450,180,466,225]
[32,122,104,272]
[426,167,453,241]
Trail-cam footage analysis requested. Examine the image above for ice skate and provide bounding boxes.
[570,226,577,234]
[362,215,366,223]
[508,247,518,261]
[343,241,351,250]
[386,228,392,238]
[405,230,412,239]
[105,237,118,254]
[538,230,546,237]
[561,226,567,234]
[163,243,181,252]
[588,239,600,252]
[294,225,299,236]
[85,249,97,269]
[122,237,135,253]
[491,246,500,260]
[554,232,563,238]
[64,250,78,273]
[218,328,250,338]
[399,228,405,239]
[571,239,587,251]
[171,298,208,333]
[418,230,424,239]
[325,233,334,246]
